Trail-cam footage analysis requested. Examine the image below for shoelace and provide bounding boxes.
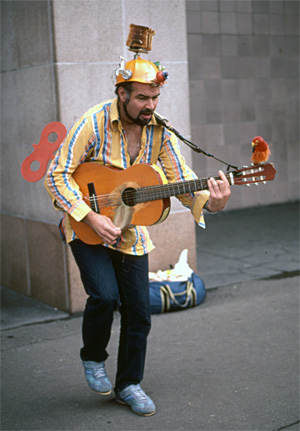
[93,368,106,378]
[133,389,148,401]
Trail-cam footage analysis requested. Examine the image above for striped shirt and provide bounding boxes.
[45,98,209,255]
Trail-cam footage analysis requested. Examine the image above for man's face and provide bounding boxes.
[119,82,160,126]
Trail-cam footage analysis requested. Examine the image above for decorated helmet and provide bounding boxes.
[115,57,168,87]
[113,24,168,87]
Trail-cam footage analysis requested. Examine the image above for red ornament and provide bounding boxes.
[21,122,67,182]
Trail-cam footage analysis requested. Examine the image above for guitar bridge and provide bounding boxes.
[88,183,99,213]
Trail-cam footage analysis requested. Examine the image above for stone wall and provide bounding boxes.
[1,1,67,306]
[187,0,299,208]
[1,0,195,312]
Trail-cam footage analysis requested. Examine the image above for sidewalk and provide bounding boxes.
[1,286,69,331]
[1,202,299,431]
[196,201,299,288]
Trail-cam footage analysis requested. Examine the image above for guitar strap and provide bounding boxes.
[58,218,67,243]
[154,113,239,172]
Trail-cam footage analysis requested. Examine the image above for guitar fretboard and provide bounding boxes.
[133,174,231,204]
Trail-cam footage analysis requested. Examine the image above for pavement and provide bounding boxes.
[1,202,299,431]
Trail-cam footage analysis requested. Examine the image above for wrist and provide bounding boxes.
[203,200,210,211]
[204,200,217,214]
[83,210,96,225]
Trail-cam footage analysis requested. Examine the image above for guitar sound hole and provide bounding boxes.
[122,187,137,207]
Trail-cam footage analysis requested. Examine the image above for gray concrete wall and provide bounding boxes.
[1,1,69,308]
[187,0,299,209]
[1,0,195,312]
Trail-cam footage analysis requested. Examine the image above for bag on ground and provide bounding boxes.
[149,249,206,314]
[149,272,206,314]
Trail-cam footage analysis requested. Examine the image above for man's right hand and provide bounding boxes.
[83,211,122,245]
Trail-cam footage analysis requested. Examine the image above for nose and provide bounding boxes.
[145,98,156,112]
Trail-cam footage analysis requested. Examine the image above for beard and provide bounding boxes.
[123,100,153,126]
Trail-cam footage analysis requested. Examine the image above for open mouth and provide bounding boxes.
[141,111,152,118]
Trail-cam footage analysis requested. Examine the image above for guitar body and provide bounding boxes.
[70,163,171,245]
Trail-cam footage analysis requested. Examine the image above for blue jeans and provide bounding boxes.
[70,240,151,391]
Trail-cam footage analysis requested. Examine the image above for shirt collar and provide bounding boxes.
[110,98,120,131]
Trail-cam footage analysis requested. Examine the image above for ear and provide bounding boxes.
[118,87,127,103]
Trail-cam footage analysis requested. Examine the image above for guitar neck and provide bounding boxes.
[134,173,233,204]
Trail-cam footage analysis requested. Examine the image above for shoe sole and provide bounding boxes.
[94,389,112,395]
[88,385,112,395]
[116,399,156,416]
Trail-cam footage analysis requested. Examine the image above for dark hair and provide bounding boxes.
[115,82,133,100]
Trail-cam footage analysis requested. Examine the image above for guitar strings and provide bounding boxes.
[83,193,122,208]
[81,172,238,207]
[82,180,209,207]
[80,166,270,207]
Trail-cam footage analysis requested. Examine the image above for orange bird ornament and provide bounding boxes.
[251,136,271,164]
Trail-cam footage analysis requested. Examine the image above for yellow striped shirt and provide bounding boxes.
[45,98,209,255]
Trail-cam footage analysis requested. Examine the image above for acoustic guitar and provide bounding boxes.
[70,162,276,245]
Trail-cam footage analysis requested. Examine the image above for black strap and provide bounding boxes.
[154,113,238,171]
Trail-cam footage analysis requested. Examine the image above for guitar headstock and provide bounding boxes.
[232,163,276,186]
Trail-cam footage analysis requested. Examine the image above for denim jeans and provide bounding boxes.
[70,239,151,390]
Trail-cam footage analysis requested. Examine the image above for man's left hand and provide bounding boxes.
[205,170,231,213]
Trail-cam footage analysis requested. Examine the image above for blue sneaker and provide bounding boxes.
[115,384,156,416]
[82,361,112,395]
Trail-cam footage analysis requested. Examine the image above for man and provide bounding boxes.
[45,54,230,416]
